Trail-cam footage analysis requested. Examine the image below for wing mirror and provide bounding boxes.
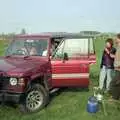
[63,52,68,61]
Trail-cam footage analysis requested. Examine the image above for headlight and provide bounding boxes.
[9,78,17,86]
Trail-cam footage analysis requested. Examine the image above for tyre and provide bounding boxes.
[19,84,49,113]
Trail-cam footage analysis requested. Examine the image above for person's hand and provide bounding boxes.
[104,48,110,54]
[110,54,115,58]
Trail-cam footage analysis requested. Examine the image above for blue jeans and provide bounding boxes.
[99,66,113,91]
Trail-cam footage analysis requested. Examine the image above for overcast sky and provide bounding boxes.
[0,0,120,33]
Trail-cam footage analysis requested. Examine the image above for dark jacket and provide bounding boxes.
[100,47,116,69]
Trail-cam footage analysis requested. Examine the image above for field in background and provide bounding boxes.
[0,39,120,120]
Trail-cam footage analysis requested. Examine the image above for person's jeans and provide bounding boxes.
[110,70,120,100]
[99,66,113,91]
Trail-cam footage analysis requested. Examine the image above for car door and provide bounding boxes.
[51,38,91,87]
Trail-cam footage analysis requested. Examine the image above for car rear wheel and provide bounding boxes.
[19,84,49,113]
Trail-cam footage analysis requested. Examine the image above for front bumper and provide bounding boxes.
[0,92,23,103]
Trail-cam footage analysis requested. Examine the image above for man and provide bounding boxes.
[99,38,116,92]
[42,39,57,56]
[111,33,120,100]
[29,46,38,56]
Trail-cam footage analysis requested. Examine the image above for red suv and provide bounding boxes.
[0,33,96,112]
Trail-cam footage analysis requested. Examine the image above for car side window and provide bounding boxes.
[63,39,88,57]
[53,38,89,59]
[53,40,64,59]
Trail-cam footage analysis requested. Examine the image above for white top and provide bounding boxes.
[42,50,47,56]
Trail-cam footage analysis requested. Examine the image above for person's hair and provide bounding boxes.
[117,33,120,39]
[105,38,113,47]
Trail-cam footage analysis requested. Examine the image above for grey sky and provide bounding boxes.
[0,0,120,33]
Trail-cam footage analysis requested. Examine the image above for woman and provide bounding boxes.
[99,38,116,92]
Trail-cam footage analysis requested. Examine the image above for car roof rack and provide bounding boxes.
[41,32,101,39]
[13,32,101,40]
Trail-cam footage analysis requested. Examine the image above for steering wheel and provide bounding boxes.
[15,48,28,55]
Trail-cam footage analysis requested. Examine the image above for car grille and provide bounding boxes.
[0,77,10,91]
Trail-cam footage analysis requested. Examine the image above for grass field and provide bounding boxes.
[0,39,120,120]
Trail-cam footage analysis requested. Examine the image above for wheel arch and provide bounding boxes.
[25,75,49,93]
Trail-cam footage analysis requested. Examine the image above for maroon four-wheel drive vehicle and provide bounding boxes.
[0,33,96,112]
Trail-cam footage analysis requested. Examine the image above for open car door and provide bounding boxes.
[51,36,96,88]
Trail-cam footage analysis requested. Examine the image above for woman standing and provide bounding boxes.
[99,38,116,92]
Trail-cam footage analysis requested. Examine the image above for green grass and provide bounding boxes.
[0,39,120,120]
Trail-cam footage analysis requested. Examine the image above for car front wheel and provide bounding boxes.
[20,84,49,113]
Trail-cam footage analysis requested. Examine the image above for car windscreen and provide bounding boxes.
[5,39,48,56]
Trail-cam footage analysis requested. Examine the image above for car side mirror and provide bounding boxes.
[63,52,68,61]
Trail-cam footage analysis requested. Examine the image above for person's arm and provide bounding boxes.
[110,54,115,58]
[114,49,120,68]
[100,51,104,68]
[110,48,116,58]
[104,48,110,54]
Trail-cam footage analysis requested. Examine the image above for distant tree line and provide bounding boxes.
[0,28,26,40]
[80,31,101,36]
[0,29,116,41]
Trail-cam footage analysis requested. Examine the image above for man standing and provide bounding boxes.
[111,34,120,100]
[99,38,116,92]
